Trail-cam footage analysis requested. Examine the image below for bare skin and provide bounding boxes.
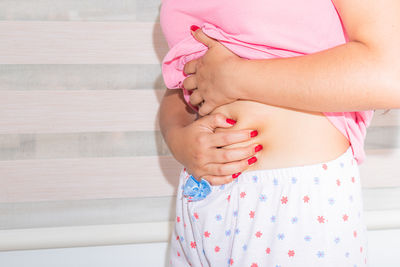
[160,0,400,185]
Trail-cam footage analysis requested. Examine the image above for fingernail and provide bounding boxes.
[232,172,241,179]
[226,118,236,125]
[190,25,200,32]
[250,130,258,138]
[248,156,257,165]
[255,144,263,153]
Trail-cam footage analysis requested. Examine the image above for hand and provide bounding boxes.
[166,113,261,185]
[183,26,245,116]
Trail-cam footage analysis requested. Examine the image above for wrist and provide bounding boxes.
[235,58,252,100]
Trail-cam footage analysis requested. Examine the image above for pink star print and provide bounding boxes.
[194,213,199,219]
[288,250,295,257]
[204,231,210,238]
[354,230,357,238]
[343,214,349,222]
[251,264,258,267]
[255,231,263,238]
[266,248,271,254]
[227,195,231,202]
[249,210,255,219]
[336,179,341,186]
[176,216,180,223]
[229,258,234,265]
[303,195,310,203]
[177,251,180,257]
[322,164,328,170]
[352,176,355,183]
[281,196,288,204]
[190,241,196,249]
[214,246,220,252]
[240,192,246,198]
[317,216,325,224]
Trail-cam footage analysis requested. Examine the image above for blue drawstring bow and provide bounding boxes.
[183,175,212,202]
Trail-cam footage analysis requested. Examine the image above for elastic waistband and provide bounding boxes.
[234,146,355,184]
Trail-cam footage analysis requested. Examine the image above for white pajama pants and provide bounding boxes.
[169,146,368,267]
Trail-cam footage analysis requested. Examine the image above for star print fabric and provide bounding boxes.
[169,146,368,266]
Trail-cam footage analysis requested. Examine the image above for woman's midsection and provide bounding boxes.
[209,100,350,171]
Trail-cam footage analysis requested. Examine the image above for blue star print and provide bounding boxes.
[259,194,267,202]
[316,251,325,258]
[216,214,222,221]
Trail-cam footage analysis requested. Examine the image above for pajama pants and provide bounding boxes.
[169,146,368,267]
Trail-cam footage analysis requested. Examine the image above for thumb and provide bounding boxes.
[190,25,218,48]
[200,113,237,130]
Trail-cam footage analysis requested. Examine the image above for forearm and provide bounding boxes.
[239,41,400,112]
[159,89,196,149]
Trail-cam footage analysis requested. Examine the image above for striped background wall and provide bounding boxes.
[0,0,399,249]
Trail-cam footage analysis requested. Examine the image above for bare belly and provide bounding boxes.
[210,100,350,171]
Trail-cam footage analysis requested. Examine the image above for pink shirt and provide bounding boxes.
[160,0,374,165]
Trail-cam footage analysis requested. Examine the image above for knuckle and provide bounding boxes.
[213,113,224,124]
[216,165,225,176]
[196,134,207,146]
[222,134,231,144]
[222,151,231,161]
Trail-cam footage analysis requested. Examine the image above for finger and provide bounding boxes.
[189,90,204,106]
[198,102,215,116]
[183,58,197,75]
[210,129,257,147]
[213,143,262,163]
[182,75,197,91]
[199,113,237,130]
[206,155,258,176]
[201,175,234,186]
[190,25,219,48]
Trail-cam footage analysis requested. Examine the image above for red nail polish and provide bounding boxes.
[232,172,241,179]
[255,144,263,153]
[226,118,237,125]
[248,156,257,165]
[190,25,200,32]
[250,130,258,138]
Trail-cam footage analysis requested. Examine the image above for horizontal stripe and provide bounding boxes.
[0,64,163,91]
[0,90,164,134]
[0,156,181,203]
[0,21,168,64]
[0,197,174,230]
[0,127,399,161]
[0,150,399,203]
[0,0,160,22]
[1,212,400,251]
[0,90,398,134]
[0,131,170,161]
[0,187,399,230]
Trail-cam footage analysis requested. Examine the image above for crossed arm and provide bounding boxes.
[159,0,400,183]
[183,0,400,115]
